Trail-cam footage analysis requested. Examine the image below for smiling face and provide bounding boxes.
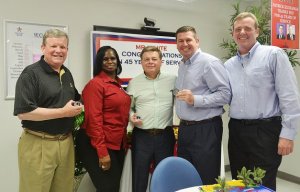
[176,31,199,61]
[233,17,259,55]
[102,49,118,76]
[41,37,68,71]
[141,51,162,79]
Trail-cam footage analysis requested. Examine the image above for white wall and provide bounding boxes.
[0,0,299,191]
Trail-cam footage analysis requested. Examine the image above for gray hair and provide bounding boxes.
[140,46,163,60]
[42,29,69,46]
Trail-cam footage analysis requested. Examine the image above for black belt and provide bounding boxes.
[180,116,221,126]
[231,116,281,125]
[135,126,171,136]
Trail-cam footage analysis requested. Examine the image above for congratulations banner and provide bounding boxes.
[91,31,182,85]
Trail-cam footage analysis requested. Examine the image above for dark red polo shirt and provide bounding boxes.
[81,71,131,158]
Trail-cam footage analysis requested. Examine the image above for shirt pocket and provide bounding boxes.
[159,90,174,108]
[247,68,273,88]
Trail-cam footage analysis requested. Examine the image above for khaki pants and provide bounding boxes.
[18,131,74,192]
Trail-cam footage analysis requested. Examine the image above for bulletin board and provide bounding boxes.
[4,20,67,99]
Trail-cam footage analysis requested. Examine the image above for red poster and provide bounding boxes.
[271,0,299,49]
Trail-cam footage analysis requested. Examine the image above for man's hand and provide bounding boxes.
[99,155,111,171]
[130,113,143,127]
[176,89,194,105]
[62,100,83,117]
[278,137,294,156]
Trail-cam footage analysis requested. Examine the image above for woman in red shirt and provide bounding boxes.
[76,46,131,192]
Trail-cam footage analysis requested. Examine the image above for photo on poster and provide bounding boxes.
[287,24,296,41]
[276,23,286,40]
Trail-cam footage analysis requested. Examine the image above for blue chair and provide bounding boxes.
[150,156,202,192]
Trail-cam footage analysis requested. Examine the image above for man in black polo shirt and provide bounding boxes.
[14,29,83,192]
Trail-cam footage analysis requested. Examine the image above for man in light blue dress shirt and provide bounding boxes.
[224,12,300,191]
[174,26,231,185]
[127,46,176,192]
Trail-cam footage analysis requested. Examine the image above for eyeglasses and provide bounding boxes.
[171,88,180,96]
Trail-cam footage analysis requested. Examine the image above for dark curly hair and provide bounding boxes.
[93,46,122,77]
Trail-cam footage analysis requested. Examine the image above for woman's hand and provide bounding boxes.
[99,155,111,171]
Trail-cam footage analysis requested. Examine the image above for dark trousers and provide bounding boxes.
[177,116,223,185]
[132,126,175,192]
[228,118,282,191]
[75,129,125,192]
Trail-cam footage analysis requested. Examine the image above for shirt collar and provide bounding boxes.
[39,55,67,74]
[181,49,201,65]
[97,71,122,84]
[237,42,260,61]
[143,72,161,80]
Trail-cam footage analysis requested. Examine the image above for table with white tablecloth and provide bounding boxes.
[175,186,200,192]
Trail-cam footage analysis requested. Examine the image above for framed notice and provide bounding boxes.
[4,20,68,99]
[91,26,182,86]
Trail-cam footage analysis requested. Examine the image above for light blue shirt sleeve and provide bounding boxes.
[194,59,231,108]
[272,49,300,140]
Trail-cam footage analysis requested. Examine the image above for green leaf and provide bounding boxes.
[73,110,86,176]
[237,166,266,187]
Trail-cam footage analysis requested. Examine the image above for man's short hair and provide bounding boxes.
[175,26,198,40]
[140,46,162,60]
[233,12,259,29]
[42,29,69,46]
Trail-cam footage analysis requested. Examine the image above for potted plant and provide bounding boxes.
[237,167,266,188]
[200,167,266,192]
